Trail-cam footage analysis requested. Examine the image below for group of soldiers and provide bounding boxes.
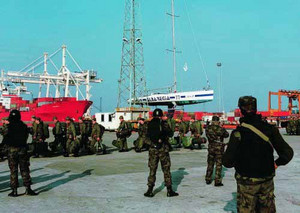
[1,96,295,213]
[0,115,106,160]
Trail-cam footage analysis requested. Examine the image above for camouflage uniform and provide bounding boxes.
[50,120,62,152]
[147,119,172,188]
[89,122,105,154]
[115,120,129,151]
[32,122,44,157]
[66,122,79,155]
[0,122,8,160]
[205,122,229,185]
[178,121,188,148]
[78,122,88,149]
[223,96,294,212]
[190,120,203,149]
[133,121,150,152]
[8,147,32,188]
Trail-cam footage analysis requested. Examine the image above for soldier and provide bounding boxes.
[0,117,9,161]
[190,115,204,149]
[65,116,79,157]
[32,117,44,158]
[50,116,62,152]
[78,117,88,150]
[115,116,130,152]
[133,117,149,152]
[177,117,188,148]
[290,117,297,135]
[144,108,178,197]
[88,118,105,154]
[205,115,229,186]
[5,110,37,197]
[30,115,37,141]
[223,96,294,212]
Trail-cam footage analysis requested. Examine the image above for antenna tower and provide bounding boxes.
[117,0,146,108]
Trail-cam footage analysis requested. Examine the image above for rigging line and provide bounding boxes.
[24,48,61,74]
[20,55,44,72]
[183,0,210,89]
[66,49,83,72]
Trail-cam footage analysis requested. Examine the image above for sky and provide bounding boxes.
[0,0,299,114]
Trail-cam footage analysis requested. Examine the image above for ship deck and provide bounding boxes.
[0,130,299,213]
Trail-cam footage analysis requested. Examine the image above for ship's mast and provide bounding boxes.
[167,0,180,93]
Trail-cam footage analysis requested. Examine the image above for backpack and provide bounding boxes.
[98,124,105,138]
[124,122,132,138]
[74,123,81,136]
[43,123,50,139]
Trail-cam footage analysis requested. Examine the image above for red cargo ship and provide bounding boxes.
[0,95,92,125]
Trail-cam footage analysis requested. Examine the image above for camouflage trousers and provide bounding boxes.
[113,137,128,151]
[205,152,223,184]
[7,147,32,189]
[235,173,276,213]
[133,137,149,151]
[66,138,80,155]
[147,147,172,187]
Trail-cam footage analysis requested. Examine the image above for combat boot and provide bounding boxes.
[167,186,179,197]
[144,186,154,197]
[25,186,38,196]
[8,188,18,197]
[214,183,224,187]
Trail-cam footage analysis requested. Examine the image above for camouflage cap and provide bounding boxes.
[212,115,219,121]
[238,96,257,113]
[31,115,36,119]
[65,116,71,121]
[53,116,57,120]
[119,115,124,119]
[36,117,41,122]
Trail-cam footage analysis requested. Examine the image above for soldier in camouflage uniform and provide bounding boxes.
[133,117,150,152]
[114,116,129,152]
[0,117,9,161]
[88,118,105,154]
[205,115,229,186]
[32,117,44,158]
[65,117,79,157]
[144,108,178,198]
[190,115,204,149]
[177,118,188,148]
[5,110,37,197]
[50,116,62,152]
[223,96,294,213]
[289,117,297,135]
[78,117,88,150]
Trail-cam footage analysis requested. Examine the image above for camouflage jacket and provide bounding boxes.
[66,122,76,139]
[167,118,176,133]
[178,122,188,135]
[91,123,100,139]
[205,124,229,153]
[34,123,44,141]
[1,124,8,136]
[79,122,86,135]
[53,121,62,135]
[32,122,37,136]
[190,121,203,136]
[138,122,148,138]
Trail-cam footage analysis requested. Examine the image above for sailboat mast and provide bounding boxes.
[171,0,177,92]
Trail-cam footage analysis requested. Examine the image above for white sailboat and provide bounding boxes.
[133,0,214,108]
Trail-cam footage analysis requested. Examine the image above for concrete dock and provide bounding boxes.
[0,130,299,213]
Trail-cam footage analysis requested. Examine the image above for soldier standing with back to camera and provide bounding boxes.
[33,117,44,158]
[205,115,229,186]
[223,96,294,212]
[5,110,37,197]
[50,116,62,152]
[144,108,178,197]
